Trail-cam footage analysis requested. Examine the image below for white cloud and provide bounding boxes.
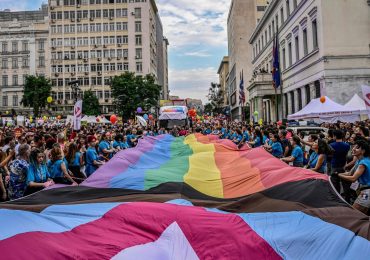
[169,67,219,103]
[183,50,211,57]
[157,0,231,50]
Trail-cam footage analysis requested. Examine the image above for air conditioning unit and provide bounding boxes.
[64,56,69,60]
[103,45,107,48]
[77,18,81,22]
[52,46,56,50]
[50,6,55,10]
[109,16,114,20]
[117,57,121,60]
[83,58,88,62]
[71,18,75,22]
[117,43,122,47]
[94,44,98,48]
[54,73,59,77]
[71,46,75,49]
[131,12,135,15]
[78,55,82,59]
[107,57,112,61]
[135,56,140,59]
[98,71,102,75]
[77,4,81,8]
[71,72,76,76]
[124,57,128,60]
[51,19,56,23]
[97,57,101,61]
[90,17,94,21]
[84,71,89,75]
[105,99,109,103]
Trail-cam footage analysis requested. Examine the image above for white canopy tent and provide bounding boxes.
[344,94,367,114]
[288,96,360,123]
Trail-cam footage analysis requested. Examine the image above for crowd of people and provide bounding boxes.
[0,119,369,215]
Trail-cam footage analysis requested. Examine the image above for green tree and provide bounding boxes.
[21,75,52,117]
[207,83,224,114]
[82,90,101,115]
[204,103,213,114]
[111,72,161,119]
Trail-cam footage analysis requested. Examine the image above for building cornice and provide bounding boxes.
[249,0,309,43]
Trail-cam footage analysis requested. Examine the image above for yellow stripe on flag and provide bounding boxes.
[183,135,224,198]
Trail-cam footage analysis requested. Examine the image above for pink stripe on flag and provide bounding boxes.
[0,203,281,260]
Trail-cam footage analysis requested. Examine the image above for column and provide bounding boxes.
[257,97,263,122]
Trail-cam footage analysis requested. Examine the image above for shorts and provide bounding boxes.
[355,189,370,208]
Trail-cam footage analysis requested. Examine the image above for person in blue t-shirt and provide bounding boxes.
[248,129,263,148]
[339,140,370,215]
[113,134,129,151]
[85,135,104,177]
[26,149,54,195]
[265,134,283,158]
[281,136,304,167]
[126,129,138,148]
[307,139,328,174]
[48,146,77,185]
[232,129,243,145]
[98,132,114,160]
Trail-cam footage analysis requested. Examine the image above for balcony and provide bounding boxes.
[247,73,275,100]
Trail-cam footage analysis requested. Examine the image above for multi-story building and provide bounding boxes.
[0,5,49,114]
[48,0,168,113]
[248,0,370,122]
[227,0,268,120]
[217,56,229,109]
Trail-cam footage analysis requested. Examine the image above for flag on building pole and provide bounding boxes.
[361,85,370,118]
[272,34,281,89]
[239,70,245,105]
[73,100,83,131]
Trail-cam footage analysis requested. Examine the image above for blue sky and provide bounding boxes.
[1,0,230,102]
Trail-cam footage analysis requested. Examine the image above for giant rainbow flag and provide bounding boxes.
[1,134,370,259]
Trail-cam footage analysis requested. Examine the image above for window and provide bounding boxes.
[288,42,292,66]
[282,48,286,70]
[284,93,288,117]
[290,92,295,113]
[12,58,18,69]
[22,57,29,68]
[22,41,28,51]
[134,8,141,18]
[136,62,142,73]
[135,35,142,45]
[272,20,275,35]
[135,21,141,32]
[2,96,8,107]
[280,8,284,25]
[314,81,321,98]
[312,20,318,49]
[303,29,308,56]
[293,0,297,9]
[135,48,142,59]
[12,41,18,52]
[39,55,45,67]
[12,95,18,107]
[286,0,290,17]
[257,6,266,11]
[305,85,310,104]
[297,88,302,110]
[2,58,7,69]
[2,75,8,86]
[39,40,45,50]
[12,75,18,86]
[294,36,299,62]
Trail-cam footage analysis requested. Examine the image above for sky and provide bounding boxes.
[1,0,231,103]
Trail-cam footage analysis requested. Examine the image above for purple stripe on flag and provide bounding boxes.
[81,135,166,188]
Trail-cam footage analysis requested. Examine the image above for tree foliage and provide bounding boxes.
[207,83,224,114]
[82,90,101,116]
[21,75,52,117]
[111,72,161,119]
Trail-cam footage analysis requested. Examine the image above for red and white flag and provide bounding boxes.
[361,85,370,118]
[73,100,83,131]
